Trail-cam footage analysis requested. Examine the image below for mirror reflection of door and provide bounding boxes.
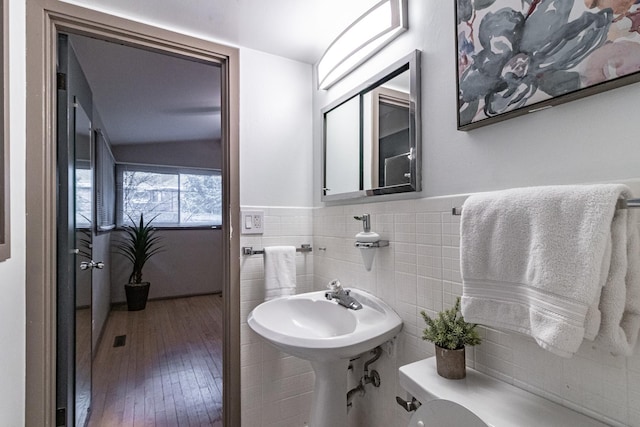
[369,85,410,189]
[74,99,93,427]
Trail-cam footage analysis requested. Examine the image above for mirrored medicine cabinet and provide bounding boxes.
[322,50,421,201]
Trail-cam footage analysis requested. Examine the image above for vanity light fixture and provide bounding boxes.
[316,0,408,90]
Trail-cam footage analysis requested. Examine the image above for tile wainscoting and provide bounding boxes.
[240,206,315,427]
[239,196,640,427]
[314,195,640,427]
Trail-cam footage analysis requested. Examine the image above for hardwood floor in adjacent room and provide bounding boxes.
[88,294,223,427]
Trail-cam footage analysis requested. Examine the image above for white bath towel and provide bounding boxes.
[592,205,640,355]
[264,246,297,301]
[460,184,640,357]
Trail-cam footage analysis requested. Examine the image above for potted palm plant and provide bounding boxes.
[116,213,164,311]
[420,297,481,379]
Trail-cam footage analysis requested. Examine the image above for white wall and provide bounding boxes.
[110,228,223,302]
[0,0,26,424]
[240,48,313,207]
[238,48,316,426]
[313,0,640,203]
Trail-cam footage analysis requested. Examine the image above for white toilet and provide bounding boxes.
[408,399,487,427]
[399,357,608,427]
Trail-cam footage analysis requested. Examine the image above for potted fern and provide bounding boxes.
[420,297,481,379]
[116,213,164,311]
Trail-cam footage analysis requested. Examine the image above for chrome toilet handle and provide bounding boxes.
[395,396,421,412]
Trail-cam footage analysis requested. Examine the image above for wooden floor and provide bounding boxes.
[88,295,224,427]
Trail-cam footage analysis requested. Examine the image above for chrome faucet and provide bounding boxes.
[325,279,363,310]
[353,214,371,232]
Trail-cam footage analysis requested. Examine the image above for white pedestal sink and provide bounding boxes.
[247,289,402,427]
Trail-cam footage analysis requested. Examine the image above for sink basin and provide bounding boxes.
[247,289,402,361]
[248,289,402,427]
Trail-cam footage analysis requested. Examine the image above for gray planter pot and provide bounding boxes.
[124,282,150,311]
[435,345,466,379]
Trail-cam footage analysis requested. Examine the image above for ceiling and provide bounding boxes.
[67,0,380,146]
[70,35,223,145]
[69,0,380,64]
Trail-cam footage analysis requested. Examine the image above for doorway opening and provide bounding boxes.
[57,32,227,426]
[25,3,240,426]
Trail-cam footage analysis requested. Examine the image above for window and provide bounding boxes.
[75,167,93,228]
[116,164,222,227]
[95,130,116,231]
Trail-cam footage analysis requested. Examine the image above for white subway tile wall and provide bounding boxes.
[240,207,315,427]
[240,197,640,427]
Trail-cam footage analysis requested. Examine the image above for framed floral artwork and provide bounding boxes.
[456,0,640,130]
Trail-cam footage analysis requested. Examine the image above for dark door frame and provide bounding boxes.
[25,2,241,425]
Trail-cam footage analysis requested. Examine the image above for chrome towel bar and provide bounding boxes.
[452,198,640,216]
[242,244,312,256]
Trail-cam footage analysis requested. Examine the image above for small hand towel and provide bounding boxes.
[264,246,296,301]
[460,184,636,358]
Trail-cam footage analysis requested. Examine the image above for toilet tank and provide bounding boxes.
[399,357,608,427]
[409,399,488,427]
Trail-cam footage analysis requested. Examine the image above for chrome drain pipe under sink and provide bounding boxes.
[347,346,383,410]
